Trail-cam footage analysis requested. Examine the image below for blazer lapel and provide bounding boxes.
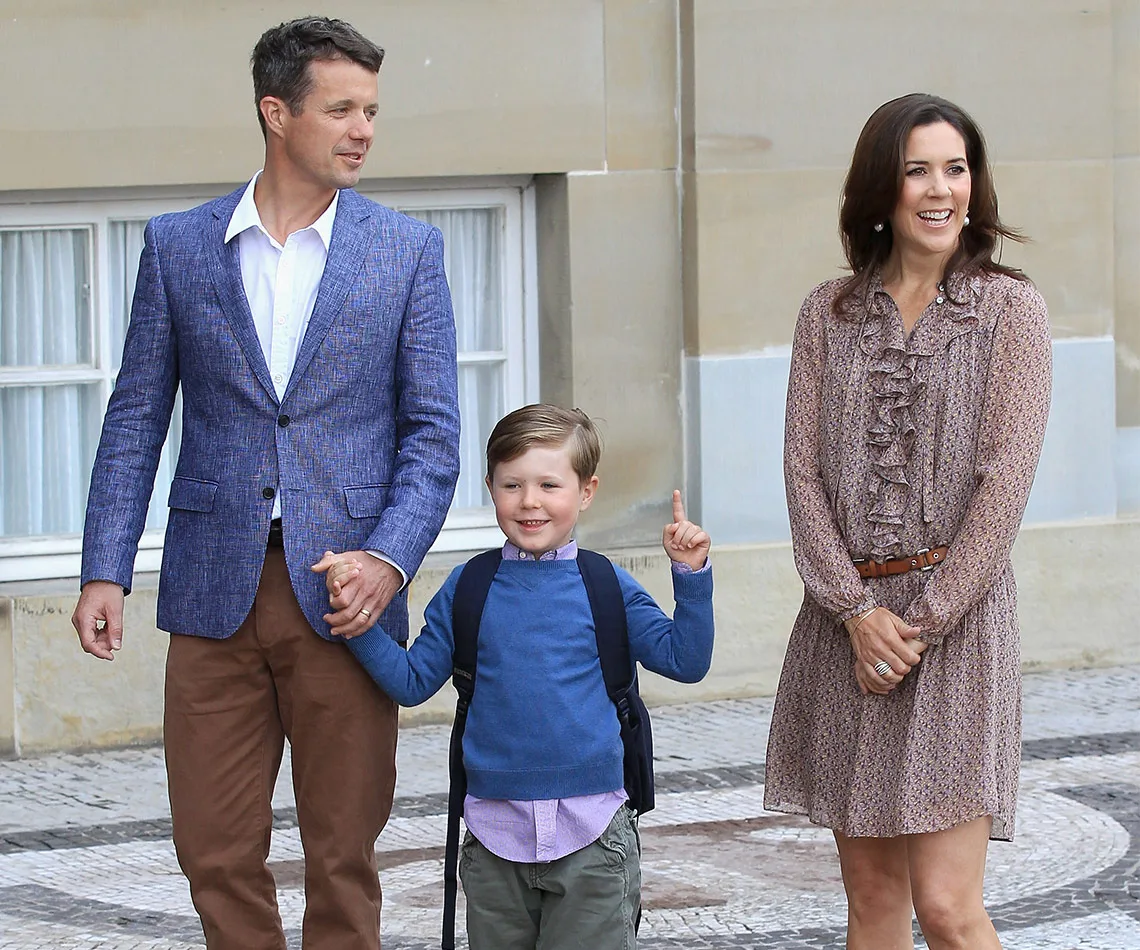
[207,193,278,404]
[285,189,375,400]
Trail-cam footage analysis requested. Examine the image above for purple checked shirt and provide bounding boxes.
[464,539,703,863]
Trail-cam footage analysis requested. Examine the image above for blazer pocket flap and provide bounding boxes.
[344,484,390,518]
[168,476,219,512]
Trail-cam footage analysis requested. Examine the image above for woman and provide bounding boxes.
[763,93,1051,950]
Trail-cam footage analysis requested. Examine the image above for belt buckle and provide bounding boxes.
[916,547,935,572]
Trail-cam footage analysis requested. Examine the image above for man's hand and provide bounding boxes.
[72,581,126,661]
[662,490,711,571]
[311,551,402,638]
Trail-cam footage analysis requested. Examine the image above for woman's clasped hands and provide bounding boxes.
[843,606,927,696]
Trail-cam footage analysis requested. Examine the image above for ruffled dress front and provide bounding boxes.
[763,271,1052,840]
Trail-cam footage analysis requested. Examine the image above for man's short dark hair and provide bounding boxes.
[251,17,385,137]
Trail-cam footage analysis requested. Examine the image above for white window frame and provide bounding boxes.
[0,181,537,583]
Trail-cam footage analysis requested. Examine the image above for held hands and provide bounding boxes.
[662,490,711,571]
[844,606,927,696]
[310,550,401,639]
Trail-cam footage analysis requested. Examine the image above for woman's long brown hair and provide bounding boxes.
[834,93,1026,315]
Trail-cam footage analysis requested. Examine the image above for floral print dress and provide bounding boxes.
[763,270,1052,840]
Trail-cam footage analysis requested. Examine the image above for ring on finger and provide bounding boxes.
[873,660,892,678]
[359,607,372,619]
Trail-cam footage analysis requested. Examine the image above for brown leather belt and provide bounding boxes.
[853,546,948,579]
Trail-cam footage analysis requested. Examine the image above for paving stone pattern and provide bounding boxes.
[0,665,1137,949]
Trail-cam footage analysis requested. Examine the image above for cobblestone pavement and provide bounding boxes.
[1,665,1138,949]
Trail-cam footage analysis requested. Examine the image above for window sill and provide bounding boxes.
[0,519,505,585]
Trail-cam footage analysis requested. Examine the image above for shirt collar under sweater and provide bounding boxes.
[501,539,578,562]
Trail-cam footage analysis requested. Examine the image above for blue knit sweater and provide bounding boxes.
[347,556,714,801]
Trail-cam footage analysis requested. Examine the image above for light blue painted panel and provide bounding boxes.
[689,352,791,544]
[1024,338,1117,524]
[688,338,1120,547]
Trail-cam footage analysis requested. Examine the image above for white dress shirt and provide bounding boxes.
[225,173,407,585]
[225,172,337,408]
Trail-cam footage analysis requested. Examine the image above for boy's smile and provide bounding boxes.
[487,443,598,556]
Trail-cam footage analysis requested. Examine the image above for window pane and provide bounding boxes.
[400,208,503,353]
[454,362,504,510]
[108,220,148,373]
[0,228,91,367]
[0,384,101,537]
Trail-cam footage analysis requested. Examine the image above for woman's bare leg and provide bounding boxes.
[834,830,915,950]
[908,816,1002,950]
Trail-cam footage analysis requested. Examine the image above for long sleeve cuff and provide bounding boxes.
[344,623,396,670]
[671,562,714,602]
[670,558,711,576]
[903,592,949,645]
[836,594,877,625]
[365,550,410,590]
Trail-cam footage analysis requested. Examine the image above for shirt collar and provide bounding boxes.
[502,539,579,562]
[224,171,339,251]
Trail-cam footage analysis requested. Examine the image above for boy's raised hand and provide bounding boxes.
[662,490,710,571]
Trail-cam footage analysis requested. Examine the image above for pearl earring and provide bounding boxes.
[873,222,884,232]
[964,214,971,226]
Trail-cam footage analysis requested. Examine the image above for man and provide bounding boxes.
[72,17,460,950]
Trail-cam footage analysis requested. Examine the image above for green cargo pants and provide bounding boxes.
[459,805,642,950]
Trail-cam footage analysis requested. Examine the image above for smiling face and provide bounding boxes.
[487,443,598,556]
[889,121,972,264]
[274,56,378,191]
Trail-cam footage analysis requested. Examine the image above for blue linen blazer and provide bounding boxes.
[80,186,461,642]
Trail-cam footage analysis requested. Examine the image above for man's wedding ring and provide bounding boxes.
[359,607,372,618]
[873,660,892,678]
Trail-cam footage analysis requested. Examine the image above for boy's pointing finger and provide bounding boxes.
[672,489,686,524]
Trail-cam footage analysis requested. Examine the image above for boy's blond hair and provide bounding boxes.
[486,405,602,483]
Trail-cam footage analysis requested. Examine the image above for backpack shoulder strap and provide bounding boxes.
[450,548,502,702]
[442,548,501,950]
[577,549,631,698]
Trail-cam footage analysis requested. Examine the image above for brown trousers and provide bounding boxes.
[164,547,399,950]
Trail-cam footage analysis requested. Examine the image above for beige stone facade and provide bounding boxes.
[0,1,1137,753]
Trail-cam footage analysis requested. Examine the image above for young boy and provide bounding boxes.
[319,404,713,950]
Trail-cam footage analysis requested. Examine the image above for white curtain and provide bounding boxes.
[109,220,182,532]
[0,229,96,537]
[408,208,504,510]
[0,207,499,541]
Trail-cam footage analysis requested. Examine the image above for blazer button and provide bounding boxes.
[262,487,276,499]
[277,414,290,427]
